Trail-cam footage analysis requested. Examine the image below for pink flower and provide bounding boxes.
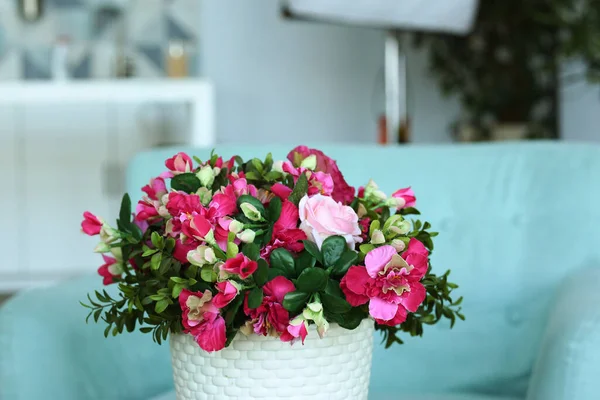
[81,211,103,236]
[280,320,308,344]
[173,239,198,264]
[261,200,306,258]
[221,253,258,279]
[213,281,239,308]
[271,183,293,200]
[287,146,355,204]
[298,194,362,249]
[135,200,159,222]
[165,152,193,175]
[97,255,122,285]
[282,162,334,197]
[166,192,202,217]
[392,187,416,209]
[244,276,295,336]
[179,289,226,352]
[340,241,428,326]
[142,177,167,201]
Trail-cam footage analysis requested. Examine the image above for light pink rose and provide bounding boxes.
[298,194,362,249]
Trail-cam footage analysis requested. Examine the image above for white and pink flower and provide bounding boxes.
[341,239,428,326]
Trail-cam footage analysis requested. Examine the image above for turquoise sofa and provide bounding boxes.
[2,143,600,400]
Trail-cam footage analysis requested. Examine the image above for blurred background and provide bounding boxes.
[0,0,599,300]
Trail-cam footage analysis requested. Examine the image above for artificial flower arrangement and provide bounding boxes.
[81,146,463,352]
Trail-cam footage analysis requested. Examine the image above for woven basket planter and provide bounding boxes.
[169,318,374,400]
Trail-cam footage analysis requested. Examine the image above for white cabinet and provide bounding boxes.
[0,80,215,292]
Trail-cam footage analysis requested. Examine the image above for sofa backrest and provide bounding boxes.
[127,142,600,397]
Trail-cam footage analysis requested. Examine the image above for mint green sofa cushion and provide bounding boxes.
[1,142,599,400]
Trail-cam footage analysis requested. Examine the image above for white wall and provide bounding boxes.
[199,0,385,144]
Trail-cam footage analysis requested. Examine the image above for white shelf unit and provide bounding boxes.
[0,79,215,293]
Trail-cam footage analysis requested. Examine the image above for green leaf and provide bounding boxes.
[302,240,323,264]
[359,244,375,255]
[269,248,295,277]
[142,248,158,257]
[242,243,260,261]
[151,232,164,250]
[321,292,351,314]
[225,294,244,325]
[282,291,311,314]
[119,193,132,227]
[253,259,269,287]
[400,207,420,215]
[266,196,282,222]
[295,267,327,293]
[264,171,283,181]
[264,152,273,171]
[247,287,264,309]
[172,173,202,193]
[172,283,184,298]
[170,277,187,284]
[155,299,169,313]
[237,195,266,217]
[294,250,316,276]
[201,266,217,282]
[324,278,344,297]
[130,224,143,242]
[329,308,365,330]
[140,327,154,334]
[244,171,260,180]
[267,268,285,280]
[251,158,264,174]
[288,173,308,206]
[330,251,358,276]
[321,235,347,267]
[150,253,162,270]
[165,237,176,252]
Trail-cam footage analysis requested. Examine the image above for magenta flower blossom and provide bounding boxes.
[97,254,122,285]
[282,161,334,197]
[141,176,167,201]
[244,276,295,336]
[392,187,416,209]
[179,289,226,352]
[81,211,103,236]
[221,253,258,279]
[341,239,428,326]
[165,152,193,175]
[261,200,306,259]
[287,145,355,205]
[213,281,240,309]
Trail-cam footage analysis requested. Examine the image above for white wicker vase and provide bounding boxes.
[169,318,375,400]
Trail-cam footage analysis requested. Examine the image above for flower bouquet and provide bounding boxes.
[81,146,462,399]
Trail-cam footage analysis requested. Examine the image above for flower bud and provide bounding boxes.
[196,165,215,187]
[196,187,213,206]
[240,203,262,221]
[236,229,256,243]
[391,238,406,252]
[94,242,111,253]
[272,160,284,173]
[364,179,387,202]
[303,301,329,338]
[187,245,217,266]
[370,229,386,244]
[228,220,244,234]
[99,224,120,244]
[300,154,317,170]
[357,203,367,218]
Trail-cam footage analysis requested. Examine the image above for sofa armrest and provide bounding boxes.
[527,267,600,400]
